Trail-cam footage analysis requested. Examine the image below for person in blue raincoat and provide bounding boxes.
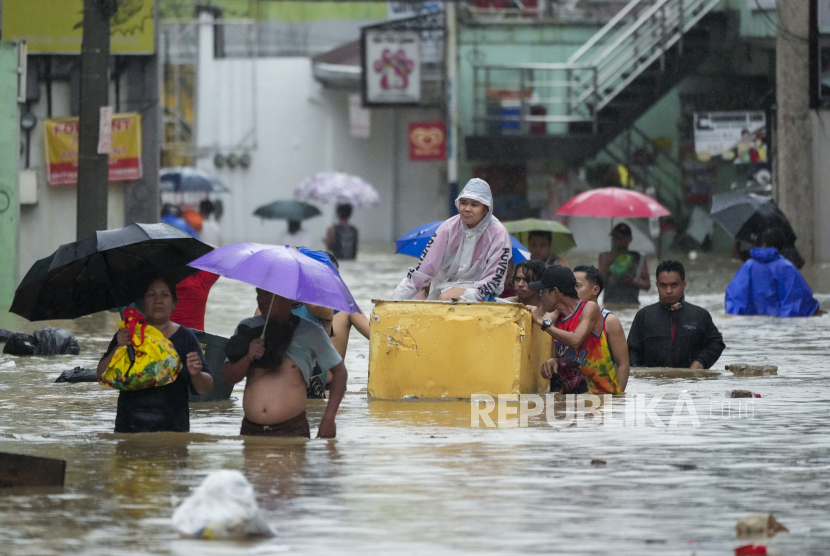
[725,229,821,317]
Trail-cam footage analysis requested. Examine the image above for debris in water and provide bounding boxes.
[729,390,761,398]
[726,364,777,376]
[172,470,273,540]
[735,513,788,539]
[590,459,607,466]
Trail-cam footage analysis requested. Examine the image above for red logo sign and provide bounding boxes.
[409,122,446,162]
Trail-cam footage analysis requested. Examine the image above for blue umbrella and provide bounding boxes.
[161,213,199,238]
[395,221,530,262]
[160,167,229,193]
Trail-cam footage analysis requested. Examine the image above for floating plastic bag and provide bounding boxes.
[99,308,181,391]
[172,470,274,540]
[33,327,80,355]
[3,328,80,356]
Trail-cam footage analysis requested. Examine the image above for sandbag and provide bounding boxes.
[33,327,80,355]
[3,333,37,355]
[172,470,273,540]
[0,329,13,343]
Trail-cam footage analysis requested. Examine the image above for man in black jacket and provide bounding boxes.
[627,260,725,369]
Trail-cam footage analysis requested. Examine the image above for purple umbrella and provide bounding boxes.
[293,172,380,207]
[188,243,360,314]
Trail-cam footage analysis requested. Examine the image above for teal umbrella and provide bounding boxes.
[253,200,321,221]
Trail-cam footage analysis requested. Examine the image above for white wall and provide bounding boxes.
[195,17,448,251]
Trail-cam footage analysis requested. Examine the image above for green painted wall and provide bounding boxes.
[161,0,387,21]
[0,43,19,313]
[457,24,602,181]
[723,0,777,39]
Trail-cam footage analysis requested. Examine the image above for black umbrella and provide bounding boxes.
[11,223,213,321]
[160,167,229,193]
[253,200,321,221]
[710,192,796,246]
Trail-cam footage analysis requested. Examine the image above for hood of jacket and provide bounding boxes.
[455,178,494,235]
[750,246,782,264]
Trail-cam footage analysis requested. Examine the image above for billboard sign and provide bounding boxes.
[2,0,155,55]
[364,30,421,106]
[693,111,766,161]
[43,113,143,186]
[409,122,445,161]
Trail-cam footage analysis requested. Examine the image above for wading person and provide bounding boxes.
[725,229,821,317]
[598,223,650,307]
[281,220,311,249]
[224,288,347,438]
[529,266,620,395]
[573,265,630,392]
[627,260,725,369]
[504,260,545,306]
[527,231,564,267]
[325,204,359,260]
[392,178,512,302]
[97,278,215,433]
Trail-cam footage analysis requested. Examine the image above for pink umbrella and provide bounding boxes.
[555,187,670,219]
[293,172,380,207]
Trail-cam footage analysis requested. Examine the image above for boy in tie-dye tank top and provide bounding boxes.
[529,265,620,395]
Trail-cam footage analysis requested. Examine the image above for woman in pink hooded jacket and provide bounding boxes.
[393,178,512,302]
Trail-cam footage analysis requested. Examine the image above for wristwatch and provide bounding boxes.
[541,318,552,331]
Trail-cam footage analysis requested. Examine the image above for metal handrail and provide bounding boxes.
[472,0,724,134]
[567,0,643,63]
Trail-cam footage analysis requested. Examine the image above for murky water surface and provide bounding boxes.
[2,251,830,555]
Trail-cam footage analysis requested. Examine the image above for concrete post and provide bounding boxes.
[123,1,160,225]
[124,54,161,225]
[445,3,459,214]
[76,0,113,238]
[776,0,813,263]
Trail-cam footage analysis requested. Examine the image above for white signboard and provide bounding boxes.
[349,94,371,138]
[364,30,421,105]
[97,105,113,155]
[694,111,766,158]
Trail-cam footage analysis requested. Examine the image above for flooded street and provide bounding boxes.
[2,251,830,555]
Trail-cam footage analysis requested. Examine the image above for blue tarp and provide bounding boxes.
[725,247,819,317]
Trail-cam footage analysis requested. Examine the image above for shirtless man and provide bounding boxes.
[224,288,347,438]
[572,265,630,392]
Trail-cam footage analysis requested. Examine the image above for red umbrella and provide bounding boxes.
[555,187,670,218]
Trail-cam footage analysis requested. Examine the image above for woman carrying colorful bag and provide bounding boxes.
[96,277,215,433]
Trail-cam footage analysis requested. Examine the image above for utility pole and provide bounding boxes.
[776,0,813,263]
[446,2,459,215]
[77,0,116,239]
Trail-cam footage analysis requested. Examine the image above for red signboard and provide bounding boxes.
[408,122,446,162]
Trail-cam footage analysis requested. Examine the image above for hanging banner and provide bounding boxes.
[43,113,143,186]
[2,0,155,54]
[349,94,371,138]
[363,30,421,106]
[693,111,766,161]
[409,121,446,161]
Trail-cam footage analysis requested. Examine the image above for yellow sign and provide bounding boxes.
[2,0,154,54]
[43,113,143,186]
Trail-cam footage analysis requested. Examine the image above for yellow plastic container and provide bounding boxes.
[368,300,551,400]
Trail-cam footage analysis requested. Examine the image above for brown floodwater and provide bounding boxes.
[1,251,829,555]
